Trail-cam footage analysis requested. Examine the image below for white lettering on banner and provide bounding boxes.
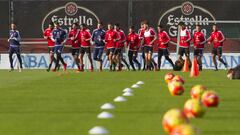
[167,15,209,26]
[51,15,93,31]
[41,2,99,33]
[0,53,239,69]
[158,1,216,38]
[167,14,209,36]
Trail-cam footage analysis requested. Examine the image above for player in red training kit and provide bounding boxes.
[127,26,141,71]
[43,22,56,72]
[77,23,93,72]
[142,20,157,71]
[193,24,206,71]
[207,24,227,71]
[68,22,81,71]
[138,21,146,70]
[105,23,119,71]
[113,23,130,71]
[178,22,191,63]
[157,25,175,70]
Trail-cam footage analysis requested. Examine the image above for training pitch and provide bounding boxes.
[0,70,239,135]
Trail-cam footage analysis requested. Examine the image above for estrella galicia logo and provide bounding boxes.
[65,2,78,16]
[42,2,100,33]
[158,1,216,38]
[181,2,194,15]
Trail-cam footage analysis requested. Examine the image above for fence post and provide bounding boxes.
[9,0,14,24]
[128,0,133,27]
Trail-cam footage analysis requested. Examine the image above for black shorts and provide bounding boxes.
[113,48,122,55]
[72,48,80,56]
[48,47,55,54]
[194,49,203,56]
[178,47,190,57]
[106,48,115,56]
[212,47,222,55]
[54,45,64,54]
[158,48,169,56]
[144,46,153,54]
[128,50,138,58]
[141,46,145,58]
[80,47,91,54]
[9,46,21,55]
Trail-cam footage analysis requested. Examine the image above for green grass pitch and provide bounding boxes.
[0,70,239,135]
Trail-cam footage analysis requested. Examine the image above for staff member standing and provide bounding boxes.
[8,23,23,72]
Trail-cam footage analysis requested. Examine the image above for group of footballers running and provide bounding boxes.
[8,20,227,72]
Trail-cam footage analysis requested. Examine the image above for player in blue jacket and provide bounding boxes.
[92,22,106,71]
[51,22,67,72]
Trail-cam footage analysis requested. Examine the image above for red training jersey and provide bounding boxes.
[77,28,91,47]
[127,32,140,51]
[179,28,191,48]
[158,30,170,49]
[68,29,80,48]
[208,30,225,48]
[43,28,55,47]
[138,28,145,47]
[115,29,126,49]
[105,29,118,49]
[143,27,156,46]
[193,31,206,49]
[138,28,145,39]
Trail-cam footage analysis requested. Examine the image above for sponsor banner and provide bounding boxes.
[133,1,240,38]
[158,1,215,39]
[11,1,240,38]
[13,1,128,38]
[41,2,100,33]
[1,1,240,54]
[0,53,239,70]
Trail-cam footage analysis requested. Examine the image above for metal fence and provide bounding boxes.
[0,0,240,53]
